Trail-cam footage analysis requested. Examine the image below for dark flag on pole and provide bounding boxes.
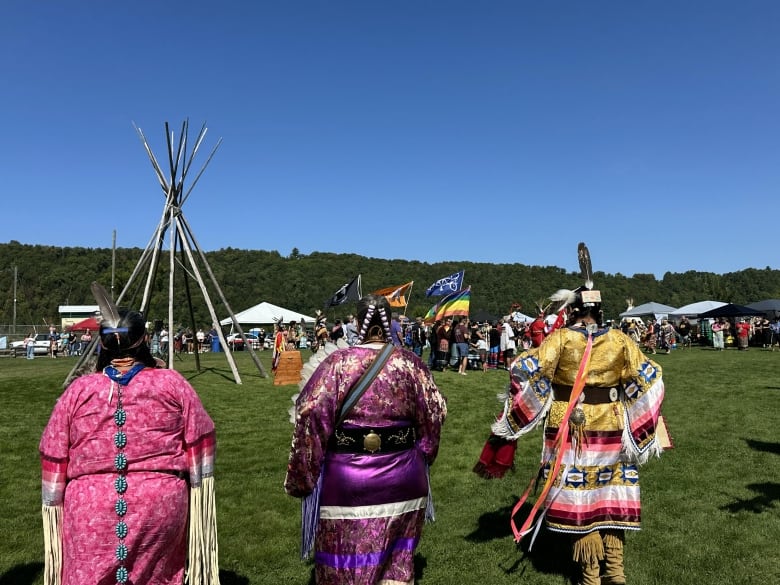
[325,274,362,308]
[425,270,464,297]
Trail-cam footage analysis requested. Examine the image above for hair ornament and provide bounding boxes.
[356,304,376,343]
[378,307,392,341]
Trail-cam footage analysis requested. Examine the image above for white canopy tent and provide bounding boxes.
[619,302,677,321]
[220,302,315,330]
[668,300,726,320]
[508,311,535,323]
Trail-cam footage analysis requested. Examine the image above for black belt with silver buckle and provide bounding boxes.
[328,425,416,454]
[553,384,621,404]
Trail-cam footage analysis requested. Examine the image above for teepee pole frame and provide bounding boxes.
[64,120,265,387]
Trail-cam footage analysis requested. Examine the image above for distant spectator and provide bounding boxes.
[711,318,725,351]
[736,318,750,350]
[453,318,470,376]
[660,319,676,354]
[676,317,692,348]
[48,325,59,358]
[343,314,359,346]
[159,327,169,354]
[330,319,344,343]
[80,329,93,356]
[411,316,427,357]
[286,320,299,351]
[487,321,501,370]
[24,331,36,360]
[770,318,780,350]
[390,312,404,347]
[643,319,658,354]
[500,317,516,369]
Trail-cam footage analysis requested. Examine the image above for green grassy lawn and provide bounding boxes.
[1,346,779,584]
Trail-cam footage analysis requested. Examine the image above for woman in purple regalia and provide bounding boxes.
[40,283,219,585]
[285,294,447,585]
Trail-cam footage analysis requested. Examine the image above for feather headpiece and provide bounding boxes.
[549,288,578,312]
[91,281,121,329]
[548,242,600,312]
[577,242,594,290]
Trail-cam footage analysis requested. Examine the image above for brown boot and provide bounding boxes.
[573,532,604,585]
[601,530,626,585]
[578,560,601,585]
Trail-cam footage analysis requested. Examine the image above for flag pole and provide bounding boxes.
[402,281,414,317]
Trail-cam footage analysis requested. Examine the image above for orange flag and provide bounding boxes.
[372,282,414,308]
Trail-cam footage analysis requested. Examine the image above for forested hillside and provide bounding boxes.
[2,241,779,330]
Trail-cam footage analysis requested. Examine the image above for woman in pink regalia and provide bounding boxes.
[40,282,219,585]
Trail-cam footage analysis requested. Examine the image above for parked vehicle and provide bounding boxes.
[11,333,52,356]
[226,332,261,351]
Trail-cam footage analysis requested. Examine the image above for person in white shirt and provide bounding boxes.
[160,328,169,354]
[500,318,516,369]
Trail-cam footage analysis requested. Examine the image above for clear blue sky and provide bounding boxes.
[3,1,778,279]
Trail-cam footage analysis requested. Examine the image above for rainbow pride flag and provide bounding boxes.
[424,288,471,323]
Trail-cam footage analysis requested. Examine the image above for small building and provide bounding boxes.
[58,305,100,330]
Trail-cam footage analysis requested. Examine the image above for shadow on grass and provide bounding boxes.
[721,481,780,514]
[744,438,780,455]
[186,366,245,383]
[219,568,250,585]
[465,501,515,542]
[414,553,428,582]
[0,562,42,585]
[466,498,575,582]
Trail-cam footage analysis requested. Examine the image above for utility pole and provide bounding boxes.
[111,230,116,298]
[12,265,17,334]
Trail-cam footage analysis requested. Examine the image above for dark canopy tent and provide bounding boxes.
[471,309,499,323]
[698,303,764,319]
[746,299,780,318]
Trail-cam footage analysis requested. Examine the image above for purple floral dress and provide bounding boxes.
[285,343,447,585]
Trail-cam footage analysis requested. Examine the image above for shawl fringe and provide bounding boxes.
[572,530,605,564]
[186,476,220,585]
[301,472,323,559]
[425,465,435,523]
[42,504,62,585]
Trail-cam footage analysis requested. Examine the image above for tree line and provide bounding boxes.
[2,241,779,331]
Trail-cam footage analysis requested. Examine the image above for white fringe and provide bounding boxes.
[42,504,63,585]
[186,477,220,585]
[621,425,662,465]
[291,340,350,424]
[490,381,551,440]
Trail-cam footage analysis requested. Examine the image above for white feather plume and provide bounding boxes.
[549,288,577,310]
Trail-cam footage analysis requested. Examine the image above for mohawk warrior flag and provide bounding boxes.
[425,270,464,297]
[424,287,471,323]
[372,281,414,308]
[325,274,362,308]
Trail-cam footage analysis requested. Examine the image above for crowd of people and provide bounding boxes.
[32,267,780,585]
[622,314,780,353]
